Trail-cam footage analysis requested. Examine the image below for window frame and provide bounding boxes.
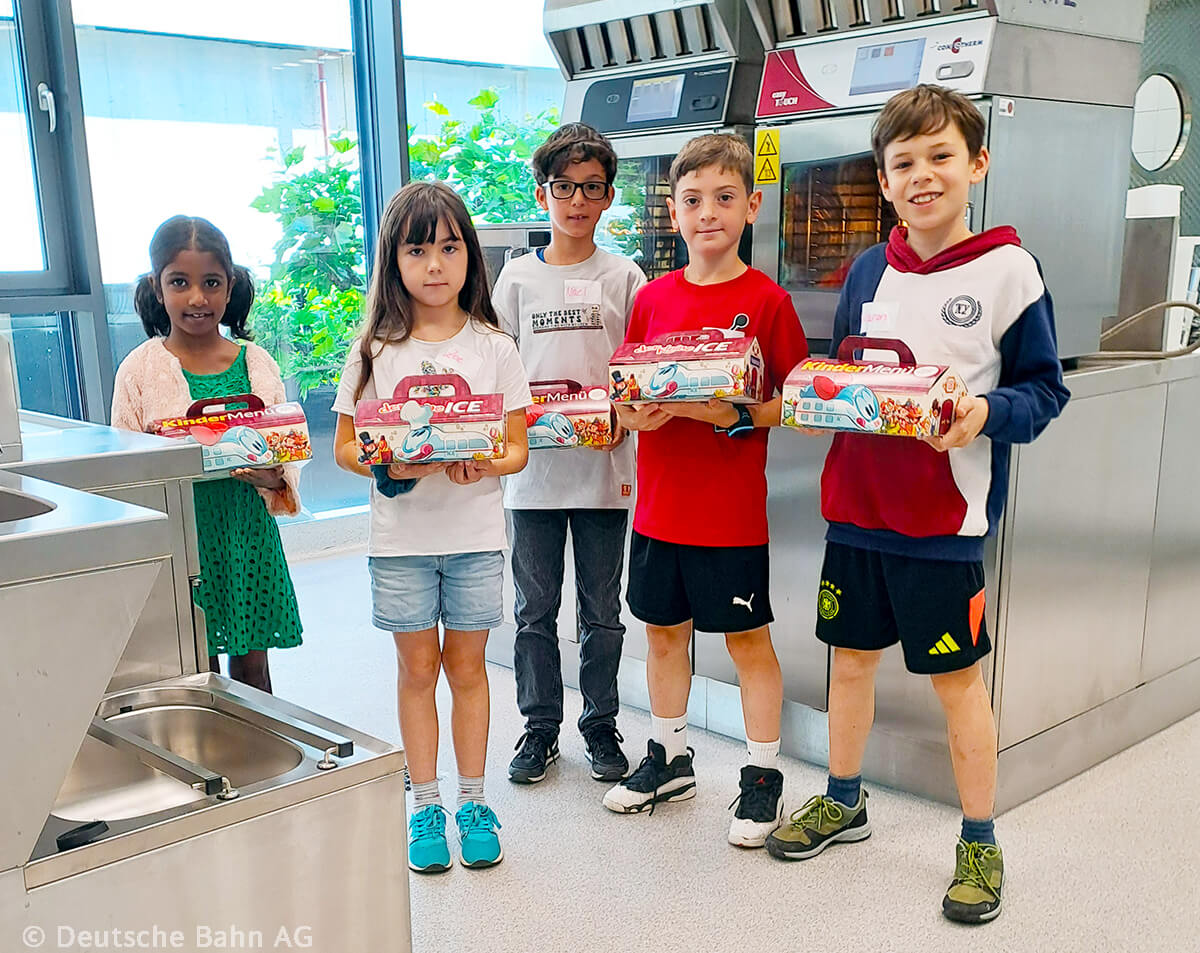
[0,0,79,295]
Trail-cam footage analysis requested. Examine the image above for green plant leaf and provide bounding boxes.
[468,89,500,109]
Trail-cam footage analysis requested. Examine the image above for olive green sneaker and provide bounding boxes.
[765,790,870,860]
[942,839,1004,923]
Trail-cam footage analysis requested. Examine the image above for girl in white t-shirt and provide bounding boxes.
[333,181,532,873]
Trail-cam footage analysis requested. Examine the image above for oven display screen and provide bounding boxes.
[848,38,926,96]
[627,74,686,123]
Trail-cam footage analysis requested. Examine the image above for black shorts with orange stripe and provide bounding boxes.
[814,541,990,675]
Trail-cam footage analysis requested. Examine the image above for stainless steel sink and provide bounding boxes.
[50,682,353,829]
[113,704,304,787]
[53,735,206,822]
[53,705,304,822]
[0,486,55,522]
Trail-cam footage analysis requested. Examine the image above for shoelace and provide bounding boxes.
[585,727,625,763]
[513,731,552,761]
[953,840,1001,901]
[788,794,845,833]
[456,802,502,836]
[409,804,448,841]
[727,774,780,821]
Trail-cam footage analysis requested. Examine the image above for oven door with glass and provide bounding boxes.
[754,111,986,345]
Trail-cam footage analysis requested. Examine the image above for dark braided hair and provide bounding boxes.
[133,215,255,340]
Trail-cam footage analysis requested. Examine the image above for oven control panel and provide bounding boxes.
[757,17,995,119]
[581,62,733,134]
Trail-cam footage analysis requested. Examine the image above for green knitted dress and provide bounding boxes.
[182,348,303,658]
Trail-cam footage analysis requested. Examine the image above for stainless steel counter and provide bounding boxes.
[2,419,412,952]
[1,469,170,875]
[4,412,206,687]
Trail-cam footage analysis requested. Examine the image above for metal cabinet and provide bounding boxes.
[1141,375,1200,681]
[995,385,1165,750]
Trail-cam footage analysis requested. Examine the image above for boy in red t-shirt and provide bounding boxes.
[602,134,809,849]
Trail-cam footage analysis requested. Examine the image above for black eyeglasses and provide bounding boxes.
[546,179,610,201]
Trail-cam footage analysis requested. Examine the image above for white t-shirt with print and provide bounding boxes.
[492,247,645,510]
[332,320,533,557]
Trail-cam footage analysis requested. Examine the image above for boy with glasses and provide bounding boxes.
[493,123,647,786]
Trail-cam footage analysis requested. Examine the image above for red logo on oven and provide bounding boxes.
[756,50,837,118]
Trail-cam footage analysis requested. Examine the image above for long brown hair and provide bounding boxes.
[354,181,499,400]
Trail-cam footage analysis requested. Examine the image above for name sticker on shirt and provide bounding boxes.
[861,301,900,335]
[564,279,602,308]
[434,345,483,380]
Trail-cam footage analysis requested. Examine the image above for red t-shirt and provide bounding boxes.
[625,267,808,546]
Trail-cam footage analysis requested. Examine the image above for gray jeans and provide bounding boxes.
[509,508,628,738]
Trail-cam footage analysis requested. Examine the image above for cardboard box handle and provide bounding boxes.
[530,378,584,395]
[393,374,472,397]
[836,336,917,366]
[659,329,728,345]
[185,393,265,416]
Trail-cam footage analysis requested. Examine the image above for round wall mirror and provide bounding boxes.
[1132,74,1189,172]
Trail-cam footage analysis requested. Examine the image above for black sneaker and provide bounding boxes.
[601,740,695,814]
[508,730,559,784]
[583,726,629,782]
[727,765,785,847]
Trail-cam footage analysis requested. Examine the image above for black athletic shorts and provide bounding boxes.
[626,531,773,633]
[815,541,990,675]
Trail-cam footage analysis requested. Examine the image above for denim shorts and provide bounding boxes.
[368,551,505,633]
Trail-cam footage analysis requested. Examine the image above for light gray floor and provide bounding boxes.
[275,550,1200,953]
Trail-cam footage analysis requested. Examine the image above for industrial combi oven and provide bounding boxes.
[744,0,1149,357]
[544,0,767,279]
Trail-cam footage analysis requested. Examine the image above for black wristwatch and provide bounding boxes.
[715,404,755,438]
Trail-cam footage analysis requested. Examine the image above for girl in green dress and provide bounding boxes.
[111,216,303,692]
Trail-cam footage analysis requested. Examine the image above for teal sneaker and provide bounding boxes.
[407,805,451,873]
[454,802,503,868]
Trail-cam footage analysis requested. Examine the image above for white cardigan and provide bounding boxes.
[110,338,302,517]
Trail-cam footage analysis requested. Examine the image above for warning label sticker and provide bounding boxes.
[754,129,780,185]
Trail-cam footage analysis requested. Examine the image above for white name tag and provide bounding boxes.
[564,279,602,308]
[435,346,483,380]
[861,301,899,335]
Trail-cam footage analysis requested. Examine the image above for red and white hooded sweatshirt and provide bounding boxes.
[822,226,1071,561]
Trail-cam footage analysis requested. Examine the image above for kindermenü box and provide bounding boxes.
[151,394,312,473]
[526,379,615,450]
[781,337,968,438]
[353,374,505,464]
[609,328,765,405]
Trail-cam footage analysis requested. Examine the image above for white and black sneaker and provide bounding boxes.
[727,765,785,847]
[508,730,559,784]
[602,740,696,814]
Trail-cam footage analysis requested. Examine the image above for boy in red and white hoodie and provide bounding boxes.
[765,85,1069,926]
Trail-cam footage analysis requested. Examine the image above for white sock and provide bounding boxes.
[410,779,441,812]
[746,737,780,770]
[457,774,485,808]
[652,713,689,762]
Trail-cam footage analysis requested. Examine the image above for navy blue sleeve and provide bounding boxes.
[371,465,418,497]
[829,244,888,359]
[981,287,1071,444]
